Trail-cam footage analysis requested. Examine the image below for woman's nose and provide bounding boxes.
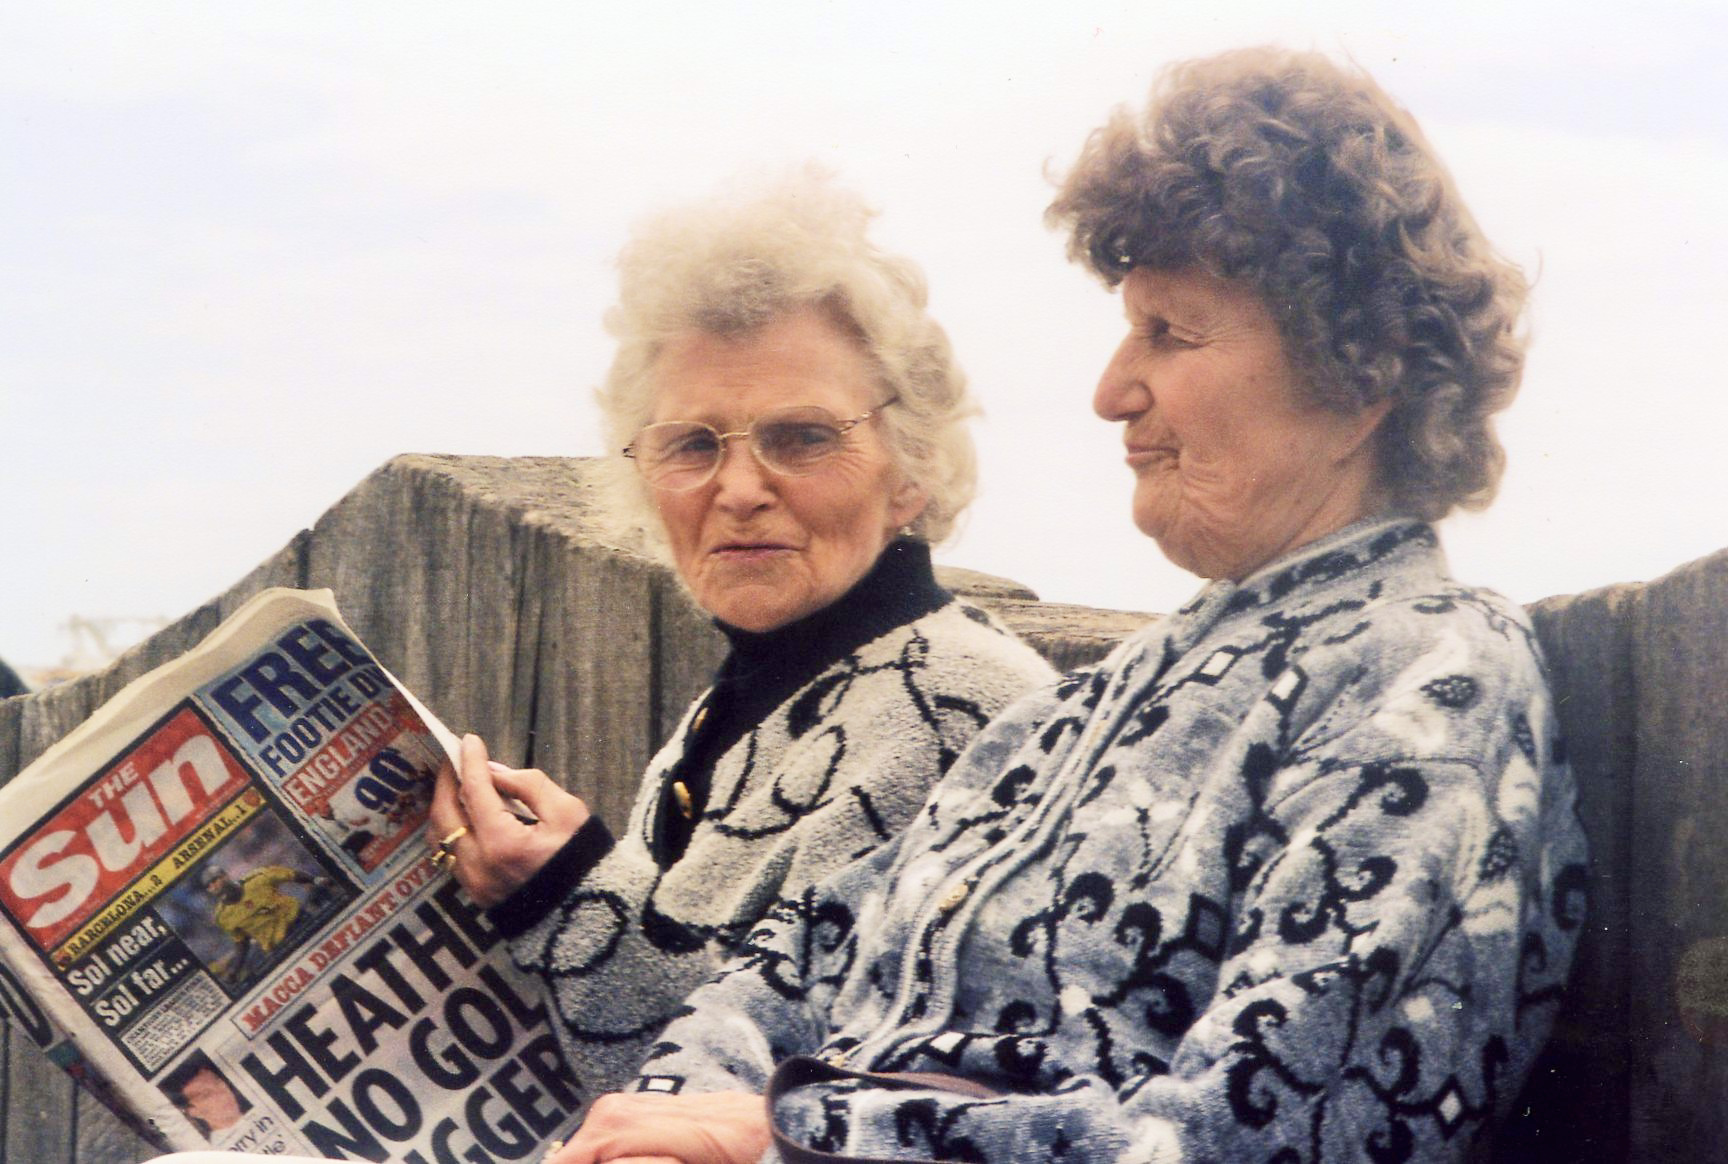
[1094,336,1151,421]
[710,437,776,512]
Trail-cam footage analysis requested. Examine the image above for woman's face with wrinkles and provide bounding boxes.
[1093,267,1388,581]
[648,308,926,632]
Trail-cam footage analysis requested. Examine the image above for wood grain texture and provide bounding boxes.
[2,1013,77,1163]
[0,698,22,786]
[649,579,727,764]
[1625,549,1728,1162]
[73,1090,161,1164]
[972,596,1151,673]
[1503,580,1641,1161]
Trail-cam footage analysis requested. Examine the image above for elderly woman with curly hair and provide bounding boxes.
[426,173,1053,1109]
[549,47,1589,1164]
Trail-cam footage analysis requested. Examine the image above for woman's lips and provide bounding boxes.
[1125,446,1178,469]
[711,542,794,561]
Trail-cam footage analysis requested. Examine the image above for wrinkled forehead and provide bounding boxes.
[648,309,881,426]
[1120,266,1273,330]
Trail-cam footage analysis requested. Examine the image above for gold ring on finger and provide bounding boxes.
[430,827,467,873]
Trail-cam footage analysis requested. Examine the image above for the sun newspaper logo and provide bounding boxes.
[0,706,250,960]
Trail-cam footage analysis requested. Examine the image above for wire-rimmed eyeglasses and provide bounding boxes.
[623,397,898,492]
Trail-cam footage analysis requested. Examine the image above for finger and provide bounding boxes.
[554,1138,686,1164]
[548,1140,671,1164]
[490,772,588,838]
[428,757,466,835]
[553,1150,682,1164]
[489,764,579,819]
[457,733,512,825]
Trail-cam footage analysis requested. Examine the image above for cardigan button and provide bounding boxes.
[672,781,696,820]
[937,880,972,913]
[692,705,709,732]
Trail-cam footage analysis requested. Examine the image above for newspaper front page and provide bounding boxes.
[0,589,582,1162]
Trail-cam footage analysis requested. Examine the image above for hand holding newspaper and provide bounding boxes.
[0,590,582,1162]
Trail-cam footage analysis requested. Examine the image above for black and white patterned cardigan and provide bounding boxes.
[635,519,1589,1163]
[504,592,1054,1107]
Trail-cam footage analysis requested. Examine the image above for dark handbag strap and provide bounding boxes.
[765,1055,1003,1164]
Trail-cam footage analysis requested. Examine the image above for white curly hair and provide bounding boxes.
[594,168,979,554]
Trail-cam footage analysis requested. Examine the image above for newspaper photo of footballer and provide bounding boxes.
[155,811,347,993]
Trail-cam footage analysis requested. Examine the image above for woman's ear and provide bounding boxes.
[1336,397,1395,464]
[888,478,929,533]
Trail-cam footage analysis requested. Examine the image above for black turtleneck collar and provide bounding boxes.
[651,538,951,866]
[713,537,949,702]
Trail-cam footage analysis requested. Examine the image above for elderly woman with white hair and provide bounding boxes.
[425,174,1054,1108]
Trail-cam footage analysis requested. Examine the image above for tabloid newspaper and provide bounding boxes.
[0,589,583,1162]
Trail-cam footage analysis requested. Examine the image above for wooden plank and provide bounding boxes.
[1626,548,1728,1161]
[0,696,24,785]
[973,597,1147,672]
[501,502,558,777]
[2,1026,76,1164]
[453,466,532,763]
[1502,581,1642,1160]
[427,454,572,770]
[410,453,672,821]
[649,576,726,757]
[73,1090,155,1164]
[304,463,455,706]
[4,673,85,783]
[3,672,100,1162]
[11,676,97,783]
[521,518,659,829]
[449,453,666,780]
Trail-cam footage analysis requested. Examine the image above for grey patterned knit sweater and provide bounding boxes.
[501,554,1054,1109]
[635,519,1588,1162]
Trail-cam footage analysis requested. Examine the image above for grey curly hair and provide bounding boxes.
[595,169,978,552]
[1047,47,1529,520]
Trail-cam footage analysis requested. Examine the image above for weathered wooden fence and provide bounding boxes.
[0,453,1720,1162]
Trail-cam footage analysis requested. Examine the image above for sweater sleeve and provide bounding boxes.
[486,814,617,939]
[632,833,914,1097]
[501,766,705,1108]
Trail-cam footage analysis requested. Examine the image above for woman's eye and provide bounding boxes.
[1143,321,1197,349]
[761,423,840,459]
[664,431,720,459]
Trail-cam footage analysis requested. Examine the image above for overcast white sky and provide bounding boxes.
[4,1,1725,671]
